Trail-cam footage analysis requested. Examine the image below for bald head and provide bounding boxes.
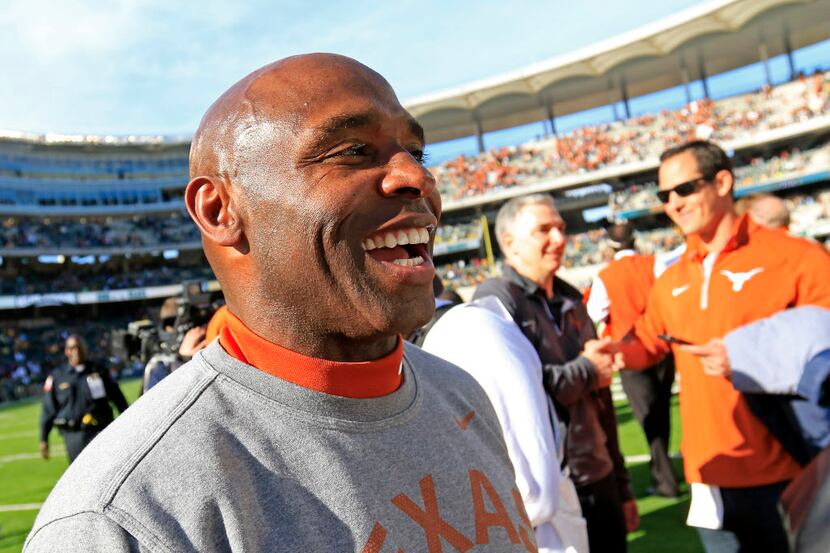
[189,54,400,182]
[749,194,790,229]
[736,193,790,229]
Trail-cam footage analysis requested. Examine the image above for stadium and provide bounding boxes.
[2,0,830,550]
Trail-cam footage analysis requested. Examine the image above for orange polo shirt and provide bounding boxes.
[634,215,830,487]
[598,254,655,341]
[218,310,403,399]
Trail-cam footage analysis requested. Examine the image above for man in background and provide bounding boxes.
[142,297,208,393]
[615,140,830,552]
[587,221,679,497]
[735,192,790,229]
[474,193,636,553]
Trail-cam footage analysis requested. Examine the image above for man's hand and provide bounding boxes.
[681,338,731,379]
[582,338,616,388]
[39,441,49,461]
[623,499,639,533]
[178,325,208,358]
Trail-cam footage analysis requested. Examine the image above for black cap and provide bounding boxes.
[606,222,635,251]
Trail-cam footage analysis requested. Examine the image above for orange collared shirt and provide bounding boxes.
[598,254,655,341]
[635,215,830,487]
[218,310,403,399]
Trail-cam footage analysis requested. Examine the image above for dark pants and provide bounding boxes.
[576,472,627,553]
[696,481,790,553]
[61,428,101,462]
[620,357,679,496]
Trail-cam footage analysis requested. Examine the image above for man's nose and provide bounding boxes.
[379,150,437,199]
[665,189,684,211]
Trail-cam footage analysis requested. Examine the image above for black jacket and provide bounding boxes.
[40,361,128,441]
[474,265,633,500]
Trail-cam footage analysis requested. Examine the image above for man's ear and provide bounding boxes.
[714,169,734,199]
[185,176,244,246]
[501,232,514,259]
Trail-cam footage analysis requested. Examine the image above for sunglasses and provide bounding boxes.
[656,174,715,204]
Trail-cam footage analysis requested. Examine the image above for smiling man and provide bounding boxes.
[616,140,830,553]
[472,194,636,553]
[25,54,531,552]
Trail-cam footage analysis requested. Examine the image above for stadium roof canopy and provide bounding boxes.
[405,0,830,145]
[0,128,191,151]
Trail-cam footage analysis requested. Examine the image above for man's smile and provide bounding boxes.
[363,225,433,267]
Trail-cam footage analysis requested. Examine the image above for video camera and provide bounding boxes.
[173,281,216,339]
[111,281,221,365]
[110,319,159,366]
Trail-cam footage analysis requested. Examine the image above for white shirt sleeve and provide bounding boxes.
[585,275,610,325]
[423,298,561,529]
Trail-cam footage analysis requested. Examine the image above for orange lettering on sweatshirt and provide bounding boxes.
[469,469,519,544]
[392,474,475,553]
[511,489,539,553]
[361,522,388,553]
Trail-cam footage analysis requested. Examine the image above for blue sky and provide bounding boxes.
[0,0,708,137]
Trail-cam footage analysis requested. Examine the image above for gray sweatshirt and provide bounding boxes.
[25,341,535,552]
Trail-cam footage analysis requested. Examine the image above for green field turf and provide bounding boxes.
[0,378,143,552]
[0,378,702,552]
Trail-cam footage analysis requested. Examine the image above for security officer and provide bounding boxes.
[39,334,129,463]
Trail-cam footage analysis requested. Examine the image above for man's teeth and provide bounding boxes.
[393,256,425,267]
[362,227,430,251]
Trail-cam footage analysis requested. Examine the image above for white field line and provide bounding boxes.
[0,502,43,512]
[624,452,681,464]
[0,447,65,463]
[0,431,37,441]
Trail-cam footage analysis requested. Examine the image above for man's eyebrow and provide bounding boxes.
[407,117,425,144]
[315,112,379,135]
[311,111,425,144]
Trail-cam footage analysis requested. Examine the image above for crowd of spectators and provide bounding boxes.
[609,142,830,216]
[1,210,199,251]
[2,74,828,300]
[436,258,502,289]
[433,219,483,247]
[786,189,830,238]
[429,71,829,203]
[6,178,828,297]
[0,320,128,403]
[0,258,215,296]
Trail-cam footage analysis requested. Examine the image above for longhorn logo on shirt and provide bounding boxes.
[720,268,764,292]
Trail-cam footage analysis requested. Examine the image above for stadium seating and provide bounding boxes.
[1,71,829,396]
[430,72,829,203]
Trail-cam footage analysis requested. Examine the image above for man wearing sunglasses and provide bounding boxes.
[614,140,830,553]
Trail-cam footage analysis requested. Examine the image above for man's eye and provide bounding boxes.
[410,149,429,165]
[339,144,368,157]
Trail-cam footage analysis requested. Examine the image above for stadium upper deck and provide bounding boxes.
[406,0,830,145]
[0,135,189,215]
[1,0,829,306]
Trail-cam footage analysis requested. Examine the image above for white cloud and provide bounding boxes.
[1,0,144,63]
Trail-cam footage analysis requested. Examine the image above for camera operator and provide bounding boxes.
[142,297,209,394]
